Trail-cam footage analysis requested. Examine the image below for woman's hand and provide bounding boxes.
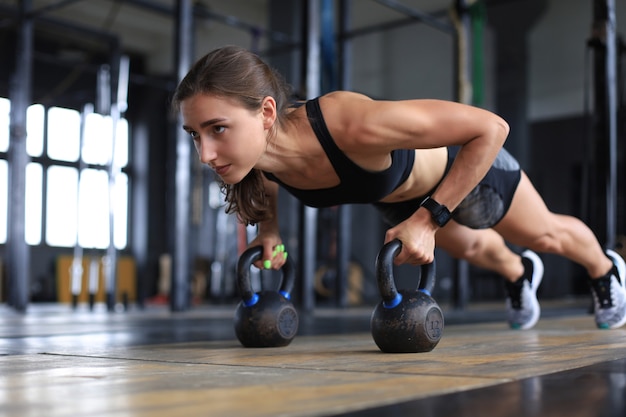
[384,209,438,265]
[247,232,288,271]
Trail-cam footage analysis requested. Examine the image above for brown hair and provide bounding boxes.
[172,46,294,225]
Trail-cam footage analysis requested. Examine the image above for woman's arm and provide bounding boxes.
[248,174,287,270]
[324,92,510,265]
[326,92,509,211]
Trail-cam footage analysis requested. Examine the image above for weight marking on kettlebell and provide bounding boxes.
[425,307,444,341]
[277,307,298,339]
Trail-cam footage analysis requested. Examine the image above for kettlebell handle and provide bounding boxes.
[376,239,436,308]
[237,246,295,306]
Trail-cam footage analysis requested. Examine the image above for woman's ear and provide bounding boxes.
[261,96,277,129]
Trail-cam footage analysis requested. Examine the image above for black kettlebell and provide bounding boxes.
[370,239,444,353]
[234,246,299,348]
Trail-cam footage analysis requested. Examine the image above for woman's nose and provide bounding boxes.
[197,139,217,165]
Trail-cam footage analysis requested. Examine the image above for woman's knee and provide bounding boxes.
[524,215,580,255]
[440,228,498,261]
[526,234,561,254]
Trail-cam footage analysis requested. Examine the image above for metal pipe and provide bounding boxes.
[26,0,87,19]
[70,103,93,309]
[340,16,420,40]
[603,0,618,249]
[340,7,450,42]
[171,0,194,312]
[588,0,619,249]
[453,0,473,105]
[305,0,321,100]
[6,0,33,312]
[299,0,321,313]
[450,0,472,310]
[105,95,120,311]
[371,0,454,34]
[335,0,352,308]
[119,0,292,45]
[338,0,353,91]
[0,4,119,43]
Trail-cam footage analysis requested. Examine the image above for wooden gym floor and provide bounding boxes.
[1,300,625,417]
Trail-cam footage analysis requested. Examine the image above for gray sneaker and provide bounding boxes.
[588,249,626,329]
[505,250,544,330]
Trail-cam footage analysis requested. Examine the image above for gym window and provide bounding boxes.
[0,96,129,249]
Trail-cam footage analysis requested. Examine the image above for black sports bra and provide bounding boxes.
[262,97,415,208]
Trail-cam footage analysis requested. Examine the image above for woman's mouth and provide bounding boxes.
[214,164,230,176]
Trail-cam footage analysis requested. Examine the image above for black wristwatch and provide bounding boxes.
[420,196,452,227]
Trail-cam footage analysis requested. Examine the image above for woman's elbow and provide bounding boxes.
[494,116,510,145]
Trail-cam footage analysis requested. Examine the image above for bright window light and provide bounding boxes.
[3,101,130,249]
[0,97,9,153]
[83,113,128,167]
[25,162,43,245]
[77,170,128,250]
[0,160,7,243]
[47,106,80,162]
[45,165,78,247]
[78,168,109,248]
[83,112,110,165]
[27,104,44,157]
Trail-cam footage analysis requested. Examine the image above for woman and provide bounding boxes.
[172,45,626,330]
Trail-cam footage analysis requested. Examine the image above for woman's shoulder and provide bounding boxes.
[320,90,372,103]
[317,91,377,126]
[314,92,383,150]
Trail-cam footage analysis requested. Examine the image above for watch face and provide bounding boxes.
[422,198,451,227]
[435,211,451,227]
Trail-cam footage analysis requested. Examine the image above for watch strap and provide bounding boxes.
[420,196,452,227]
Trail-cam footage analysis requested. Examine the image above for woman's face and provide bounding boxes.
[181,93,274,184]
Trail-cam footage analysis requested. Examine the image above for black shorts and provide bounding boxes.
[373,146,521,229]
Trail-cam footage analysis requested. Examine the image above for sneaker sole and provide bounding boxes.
[604,249,626,329]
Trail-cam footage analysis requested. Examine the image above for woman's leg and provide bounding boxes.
[493,172,613,278]
[435,221,523,282]
[435,218,543,329]
[494,172,626,329]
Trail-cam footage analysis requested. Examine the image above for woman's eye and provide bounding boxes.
[213,126,225,134]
